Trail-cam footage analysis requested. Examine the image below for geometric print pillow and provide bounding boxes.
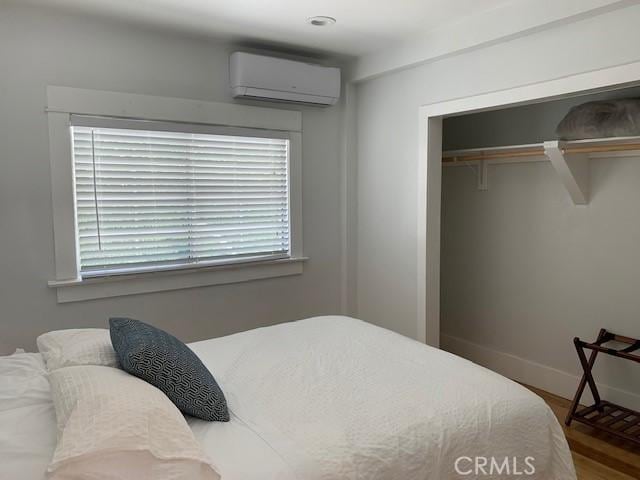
[109,318,229,422]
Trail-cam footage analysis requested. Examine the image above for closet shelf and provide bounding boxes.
[441,136,640,205]
[442,135,640,164]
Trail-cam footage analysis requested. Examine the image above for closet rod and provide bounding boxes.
[442,142,640,163]
[443,148,543,163]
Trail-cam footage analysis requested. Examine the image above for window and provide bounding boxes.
[71,117,290,276]
[46,86,303,302]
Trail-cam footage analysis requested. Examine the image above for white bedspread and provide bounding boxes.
[1,316,576,480]
[189,316,576,480]
[0,351,57,480]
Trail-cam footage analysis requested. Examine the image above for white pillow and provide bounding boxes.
[36,328,118,371]
[47,365,220,480]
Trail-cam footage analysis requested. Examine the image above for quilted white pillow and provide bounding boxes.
[47,365,220,480]
[37,328,118,371]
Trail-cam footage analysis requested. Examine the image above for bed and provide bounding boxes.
[0,315,576,479]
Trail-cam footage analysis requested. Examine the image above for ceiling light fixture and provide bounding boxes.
[306,16,336,27]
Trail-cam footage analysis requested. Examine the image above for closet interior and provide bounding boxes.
[438,84,640,413]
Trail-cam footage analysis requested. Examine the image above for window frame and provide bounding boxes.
[46,86,304,303]
[71,116,293,277]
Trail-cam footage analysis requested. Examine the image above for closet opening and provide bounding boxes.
[419,63,640,409]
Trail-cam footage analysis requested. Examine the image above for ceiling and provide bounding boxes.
[20,0,513,57]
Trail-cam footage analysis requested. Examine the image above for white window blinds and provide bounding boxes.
[71,120,290,276]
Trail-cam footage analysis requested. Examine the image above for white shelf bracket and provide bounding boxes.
[544,140,589,205]
[477,160,488,191]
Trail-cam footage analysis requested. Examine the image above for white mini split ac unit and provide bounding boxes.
[230,52,341,106]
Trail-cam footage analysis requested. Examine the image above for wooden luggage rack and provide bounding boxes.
[566,329,640,445]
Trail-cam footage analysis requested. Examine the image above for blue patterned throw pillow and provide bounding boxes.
[109,317,229,422]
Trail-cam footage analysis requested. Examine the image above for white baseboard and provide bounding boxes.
[441,334,640,411]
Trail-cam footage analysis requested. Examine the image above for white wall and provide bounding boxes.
[0,4,346,353]
[355,4,640,401]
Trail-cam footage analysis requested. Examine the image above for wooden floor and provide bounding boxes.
[526,385,640,480]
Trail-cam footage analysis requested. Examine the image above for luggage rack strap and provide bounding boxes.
[578,330,640,363]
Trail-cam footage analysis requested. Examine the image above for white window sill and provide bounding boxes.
[48,257,307,303]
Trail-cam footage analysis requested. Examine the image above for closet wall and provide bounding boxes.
[441,88,640,406]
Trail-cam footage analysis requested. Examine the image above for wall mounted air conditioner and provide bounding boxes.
[230,52,341,106]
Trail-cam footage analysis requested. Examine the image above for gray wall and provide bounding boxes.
[355,4,640,401]
[0,4,346,353]
[441,157,640,399]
